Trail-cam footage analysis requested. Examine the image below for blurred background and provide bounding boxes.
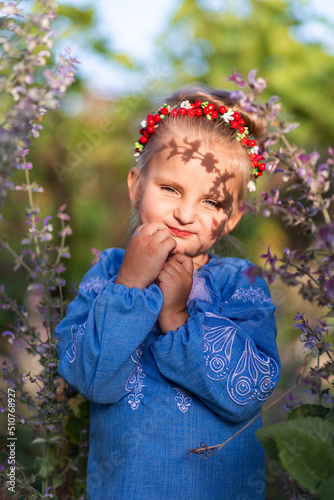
[1,0,334,497]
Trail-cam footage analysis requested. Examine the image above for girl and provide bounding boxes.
[55,85,280,500]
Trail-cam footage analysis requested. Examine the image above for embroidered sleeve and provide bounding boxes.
[151,260,280,423]
[203,312,279,405]
[55,249,163,404]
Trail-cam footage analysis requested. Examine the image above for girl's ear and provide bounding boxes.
[222,208,243,235]
[127,167,142,208]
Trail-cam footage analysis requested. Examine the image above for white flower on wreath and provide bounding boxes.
[247,180,256,192]
[222,108,234,122]
[180,100,192,109]
[140,120,147,127]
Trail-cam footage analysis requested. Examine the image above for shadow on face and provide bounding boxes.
[155,135,237,223]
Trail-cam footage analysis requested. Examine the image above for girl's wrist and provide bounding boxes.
[115,273,145,289]
[158,310,189,334]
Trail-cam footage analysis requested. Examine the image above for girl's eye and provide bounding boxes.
[204,199,221,208]
[162,186,177,194]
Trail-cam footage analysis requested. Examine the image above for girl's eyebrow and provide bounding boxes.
[154,175,184,191]
[154,175,224,201]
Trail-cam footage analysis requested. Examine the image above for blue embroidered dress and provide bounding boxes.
[55,249,280,500]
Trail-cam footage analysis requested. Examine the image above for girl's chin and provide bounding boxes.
[171,243,192,256]
[170,245,208,262]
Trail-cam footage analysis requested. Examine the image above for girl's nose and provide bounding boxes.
[173,201,196,225]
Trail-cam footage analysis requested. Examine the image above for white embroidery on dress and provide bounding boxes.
[187,270,212,306]
[202,312,279,405]
[227,338,279,405]
[125,343,146,410]
[173,387,192,413]
[223,286,271,305]
[65,322,87,363]
[202,312,237,381]
[79,276,108,294]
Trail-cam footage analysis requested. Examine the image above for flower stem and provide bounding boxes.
[55,218,66,266]
[3,241,33,275]
[25,168,41,257]
[322,208,331,225]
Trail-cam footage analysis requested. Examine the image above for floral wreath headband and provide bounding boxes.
[134,99,266,192]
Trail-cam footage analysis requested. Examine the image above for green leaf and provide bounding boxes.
[318,474,334,500]
[113,53,134,68]
[287,404,330,420]
[34,456,58,479]
[57,5,94,28]
[65,398,90,444]
[276,428,333,493]
[90,38,113,56]
[325,406,334,423]
[53,476,65,489]
[256,421,284,462]
[30,437,46,445]
[257,417,334,494]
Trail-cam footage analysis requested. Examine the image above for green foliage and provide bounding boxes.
[256,417,334,497]
[287,404,330,420]
[57,4,94,28]
[325,406,334,423]
[65,397,90,444]
[318,475,334,500]
[54,1,138,90]
[159,0,334,153]
[34,457,59,480]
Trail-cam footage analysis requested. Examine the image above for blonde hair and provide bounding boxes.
[135,84,267,204]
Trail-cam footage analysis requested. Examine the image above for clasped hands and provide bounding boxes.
[115,222,193,334]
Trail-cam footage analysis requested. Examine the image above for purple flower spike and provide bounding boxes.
[323,277,334,301]
[17,148,30,157]
[230,90,245,100]
[227,70,247,88]
[43,215,52,227]
[281,122,300,134]
[268,96,281,119]
[21,162,33,170]
[2,331,15,342]
[248,69,267,93]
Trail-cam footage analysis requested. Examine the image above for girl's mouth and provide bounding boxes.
[168,226,194,238]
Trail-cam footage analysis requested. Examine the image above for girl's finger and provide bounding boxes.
[168,253,194,275]
[151,229,177,252]
[163,258,186,277]
[134,223,148,234]
[157,267,173,281]
[165,237,177,254]
[141,221,169,236]
[160,260,181,277]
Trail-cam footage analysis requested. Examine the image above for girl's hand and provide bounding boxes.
[157,254,194,334]
[115,222,177,289]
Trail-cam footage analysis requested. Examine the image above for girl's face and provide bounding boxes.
[128,135,243,267]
